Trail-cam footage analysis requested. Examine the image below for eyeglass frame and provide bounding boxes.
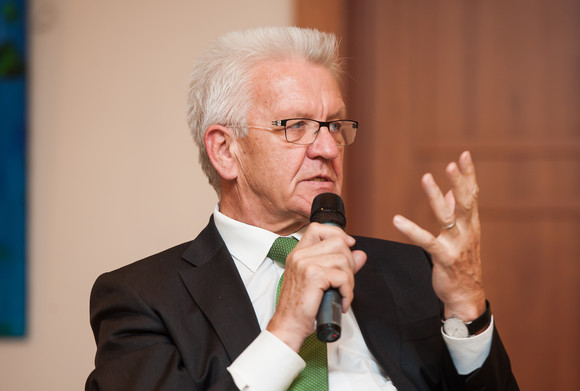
[229,118,359,146]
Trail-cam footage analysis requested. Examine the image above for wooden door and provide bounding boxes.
[297,0,580,389]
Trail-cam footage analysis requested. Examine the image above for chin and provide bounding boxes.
[302,188,340,209]
[316,187,341,200]
[291,182,341,213]
[304,181,340,195]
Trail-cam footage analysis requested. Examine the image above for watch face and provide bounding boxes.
[443,317,469,338]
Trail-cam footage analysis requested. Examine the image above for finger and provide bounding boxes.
[444,189,456,211]
[287,237,360,289]
[393,214,442,255]
[459,151,480,205]
[312,250,366,313]
[421,173,456,228]
[287,248,366,313]
[291,238,356,272]
[351,249,367,274]
[289,253,356,310]
[446,151,479,216]
[300,222,356,248]
[340,249,367,312]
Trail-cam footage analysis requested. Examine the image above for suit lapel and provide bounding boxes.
[179,218,261,361]
[353,242,417,391]
[176,220,420,388]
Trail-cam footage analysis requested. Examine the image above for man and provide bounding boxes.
[86,27,518,390]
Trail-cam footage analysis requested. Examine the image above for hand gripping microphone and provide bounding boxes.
[310,192,346,342]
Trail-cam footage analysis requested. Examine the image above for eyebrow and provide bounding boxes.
[331,109,348,119]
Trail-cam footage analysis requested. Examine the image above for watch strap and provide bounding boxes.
[466,300,492,335]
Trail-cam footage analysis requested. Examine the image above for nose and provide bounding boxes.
[306,126,341,160]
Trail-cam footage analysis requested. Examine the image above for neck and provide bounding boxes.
[219,192,308,236]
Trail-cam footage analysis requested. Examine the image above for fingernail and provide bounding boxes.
[464,150,472,162]
[393,215,405,227]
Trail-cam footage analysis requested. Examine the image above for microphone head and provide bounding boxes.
[310,193,346,229]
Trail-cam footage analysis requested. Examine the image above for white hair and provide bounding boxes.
[186,26,342,196]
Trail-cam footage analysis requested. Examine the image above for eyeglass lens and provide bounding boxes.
[284,119,357,145]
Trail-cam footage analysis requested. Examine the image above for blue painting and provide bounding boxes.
[0,0,27,337]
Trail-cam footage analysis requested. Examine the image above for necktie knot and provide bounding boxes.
[268,236,298,266]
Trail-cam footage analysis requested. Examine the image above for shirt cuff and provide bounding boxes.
[442,315,494,375]
[227,330,305,391]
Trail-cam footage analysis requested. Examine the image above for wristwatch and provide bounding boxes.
[442,300,491,338]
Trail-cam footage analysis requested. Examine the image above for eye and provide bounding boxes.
[287,120,309,130]
[329,121,342,132]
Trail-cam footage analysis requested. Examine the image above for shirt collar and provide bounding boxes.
[213,205,304,272]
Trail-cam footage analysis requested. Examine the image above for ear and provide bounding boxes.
[204,125,239,181]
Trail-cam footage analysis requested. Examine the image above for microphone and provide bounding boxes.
[310,192,346,343]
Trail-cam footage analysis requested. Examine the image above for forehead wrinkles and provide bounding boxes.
[248,60,344,120]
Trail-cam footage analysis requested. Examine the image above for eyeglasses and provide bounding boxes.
[238,118,358,146]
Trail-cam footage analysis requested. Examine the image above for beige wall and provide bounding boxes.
[0,1,292,390]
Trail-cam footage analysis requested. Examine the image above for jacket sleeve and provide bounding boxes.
[85,271,239,391]
[457,327,520,390]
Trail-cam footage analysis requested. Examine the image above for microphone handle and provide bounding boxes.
[316,288,342,342]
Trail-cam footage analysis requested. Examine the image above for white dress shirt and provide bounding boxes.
[213,208,493,391]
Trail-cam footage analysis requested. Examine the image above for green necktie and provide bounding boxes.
[268,237,329,391]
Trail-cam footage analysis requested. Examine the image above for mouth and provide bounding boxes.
[306,175,334,183]
[299,175,340,198]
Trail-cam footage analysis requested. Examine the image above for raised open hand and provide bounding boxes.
[393,151,486,321]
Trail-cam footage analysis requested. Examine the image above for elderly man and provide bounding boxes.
[86,27,518,390]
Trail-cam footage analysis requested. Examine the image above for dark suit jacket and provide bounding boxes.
[86,217,518,390]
